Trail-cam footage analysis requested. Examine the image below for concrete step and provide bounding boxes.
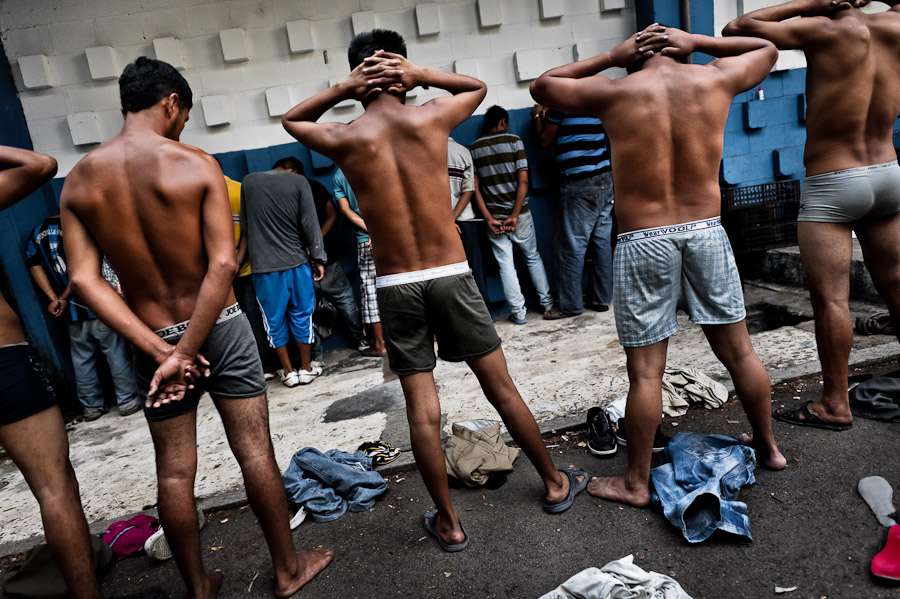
[759,240,879,301]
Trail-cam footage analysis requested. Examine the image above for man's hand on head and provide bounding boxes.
[363,50,421,95]
[611,25,670,68]
[342,61,384,102]
[649,27,695,60]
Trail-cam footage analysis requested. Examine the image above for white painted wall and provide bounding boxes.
[1,0,637,176]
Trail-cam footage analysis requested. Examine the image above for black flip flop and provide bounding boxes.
[773,401,852,431]
[423,509,469,552]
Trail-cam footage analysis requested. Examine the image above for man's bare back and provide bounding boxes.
[283,51,485,276]
[724,0,900,175]
[62,135,232,331]
[531,29,777,233]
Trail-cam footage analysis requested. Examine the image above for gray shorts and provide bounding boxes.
[799,161,900,223]
[613,218,746,347]
[375,264,501,376]
[135,306,266,422]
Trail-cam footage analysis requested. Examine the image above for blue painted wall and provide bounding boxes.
[0,39,77,409]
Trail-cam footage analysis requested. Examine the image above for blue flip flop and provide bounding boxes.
[543,468,588,514]
[423,509,469,552]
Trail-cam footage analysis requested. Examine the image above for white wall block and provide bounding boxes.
[85,46,119,81]
[201,95,233,127]
[219,28,250,63]
[416,4,441,36]
[286,20,314,53]
[514,50,542,82]
[67,112,102,146]
[538,46,572,72]
[772,49,806,72]
[19,89,69,121]
[454,58,480,78]
[153,37,185,70]
[574,41,601,62]
[328,78,355,108]
[49,19,99,55]
[351,11,377,36]
[601,0,627,11]
[478,0,503,28]
[265,86,293,117]
[19,55,53,89]
[540,0,564,19]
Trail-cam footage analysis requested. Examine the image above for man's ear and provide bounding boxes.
[164,92,180,116]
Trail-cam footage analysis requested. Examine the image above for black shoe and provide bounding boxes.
[614,418,671,454]
[586,407,617,457]
[585,302,610,313]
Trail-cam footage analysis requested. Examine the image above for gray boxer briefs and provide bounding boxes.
[135,305,266,422]
[799,161,900,223]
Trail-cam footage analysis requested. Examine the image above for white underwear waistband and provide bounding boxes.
[375,261,470,289]
[154,303,242,339]
[617,217,721,244]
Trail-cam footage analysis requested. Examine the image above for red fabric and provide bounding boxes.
[101,514,159,559]
[873,525,900,581]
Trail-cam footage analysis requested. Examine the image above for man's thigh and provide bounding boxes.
[147,410,199,476]
[855,212,900,291]
[212,393,274,459]
[510,212,540,256]
[797,221,853,300]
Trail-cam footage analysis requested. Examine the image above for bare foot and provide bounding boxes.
[586,476,651,507]
[739,433,787,471]
[275,547,334,599]
[188,570,223,599]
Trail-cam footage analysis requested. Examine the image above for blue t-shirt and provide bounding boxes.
[332,168,369,244]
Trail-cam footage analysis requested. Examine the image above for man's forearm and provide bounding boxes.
[453,191,474,220]
[282,83,350,127]
[537,52,617,82]
[300,195,327,264]
[415,68,484,95]
[691,33,774,57]
[724,0,816,35]
[510,174,528,219]
[29,266,58,301]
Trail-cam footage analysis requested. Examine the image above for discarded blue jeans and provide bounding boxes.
[282,448,388,523]
[650,432,756,543]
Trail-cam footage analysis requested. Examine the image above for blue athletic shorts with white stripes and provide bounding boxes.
[252,263,315,348]
[612,218,746,347]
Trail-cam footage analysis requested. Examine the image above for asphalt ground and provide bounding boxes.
[2,361,900,599]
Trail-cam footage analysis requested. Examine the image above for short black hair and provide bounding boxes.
[348,29,406,70]
[119,57,193,113]
[273,157,304,173]
[482,105,508,135]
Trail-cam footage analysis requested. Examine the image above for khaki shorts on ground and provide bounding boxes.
[376,269,501,376]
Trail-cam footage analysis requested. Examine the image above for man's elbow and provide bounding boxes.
[530,77,549,105]
[211,254,239,279]
[722,19,748,37]
[37,154,58,180]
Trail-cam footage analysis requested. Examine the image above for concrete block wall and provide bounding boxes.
[1,0,637,177]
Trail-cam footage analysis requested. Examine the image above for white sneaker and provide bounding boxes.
[145,507,206,561]
[297,368,319,384]
[357,339,371,352]
[281,370,301,387]
[289,505,307,530]
[264,371,278,381]
[311,360,325,371]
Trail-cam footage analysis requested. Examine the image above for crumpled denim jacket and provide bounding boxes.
[282,447,388,522]
[650,432,756,543]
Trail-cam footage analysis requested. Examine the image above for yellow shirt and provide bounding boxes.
[226,176,252,278]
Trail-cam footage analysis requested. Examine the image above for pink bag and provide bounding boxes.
[101,514,159,559]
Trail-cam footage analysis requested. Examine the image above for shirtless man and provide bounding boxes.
[0,147,103,598]
[724,0,900,431]
[282,29,587,552]
[531,28,787,507]
[60,57,331,598]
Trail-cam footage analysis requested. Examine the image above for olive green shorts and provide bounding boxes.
[376,270,501,376]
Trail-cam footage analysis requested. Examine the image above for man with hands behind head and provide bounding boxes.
[725,0,900,432]
[531,26,786,507]
[283,29,588,553]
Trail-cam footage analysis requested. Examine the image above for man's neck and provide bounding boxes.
[363,92,406,112]
[121,109,170,139]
